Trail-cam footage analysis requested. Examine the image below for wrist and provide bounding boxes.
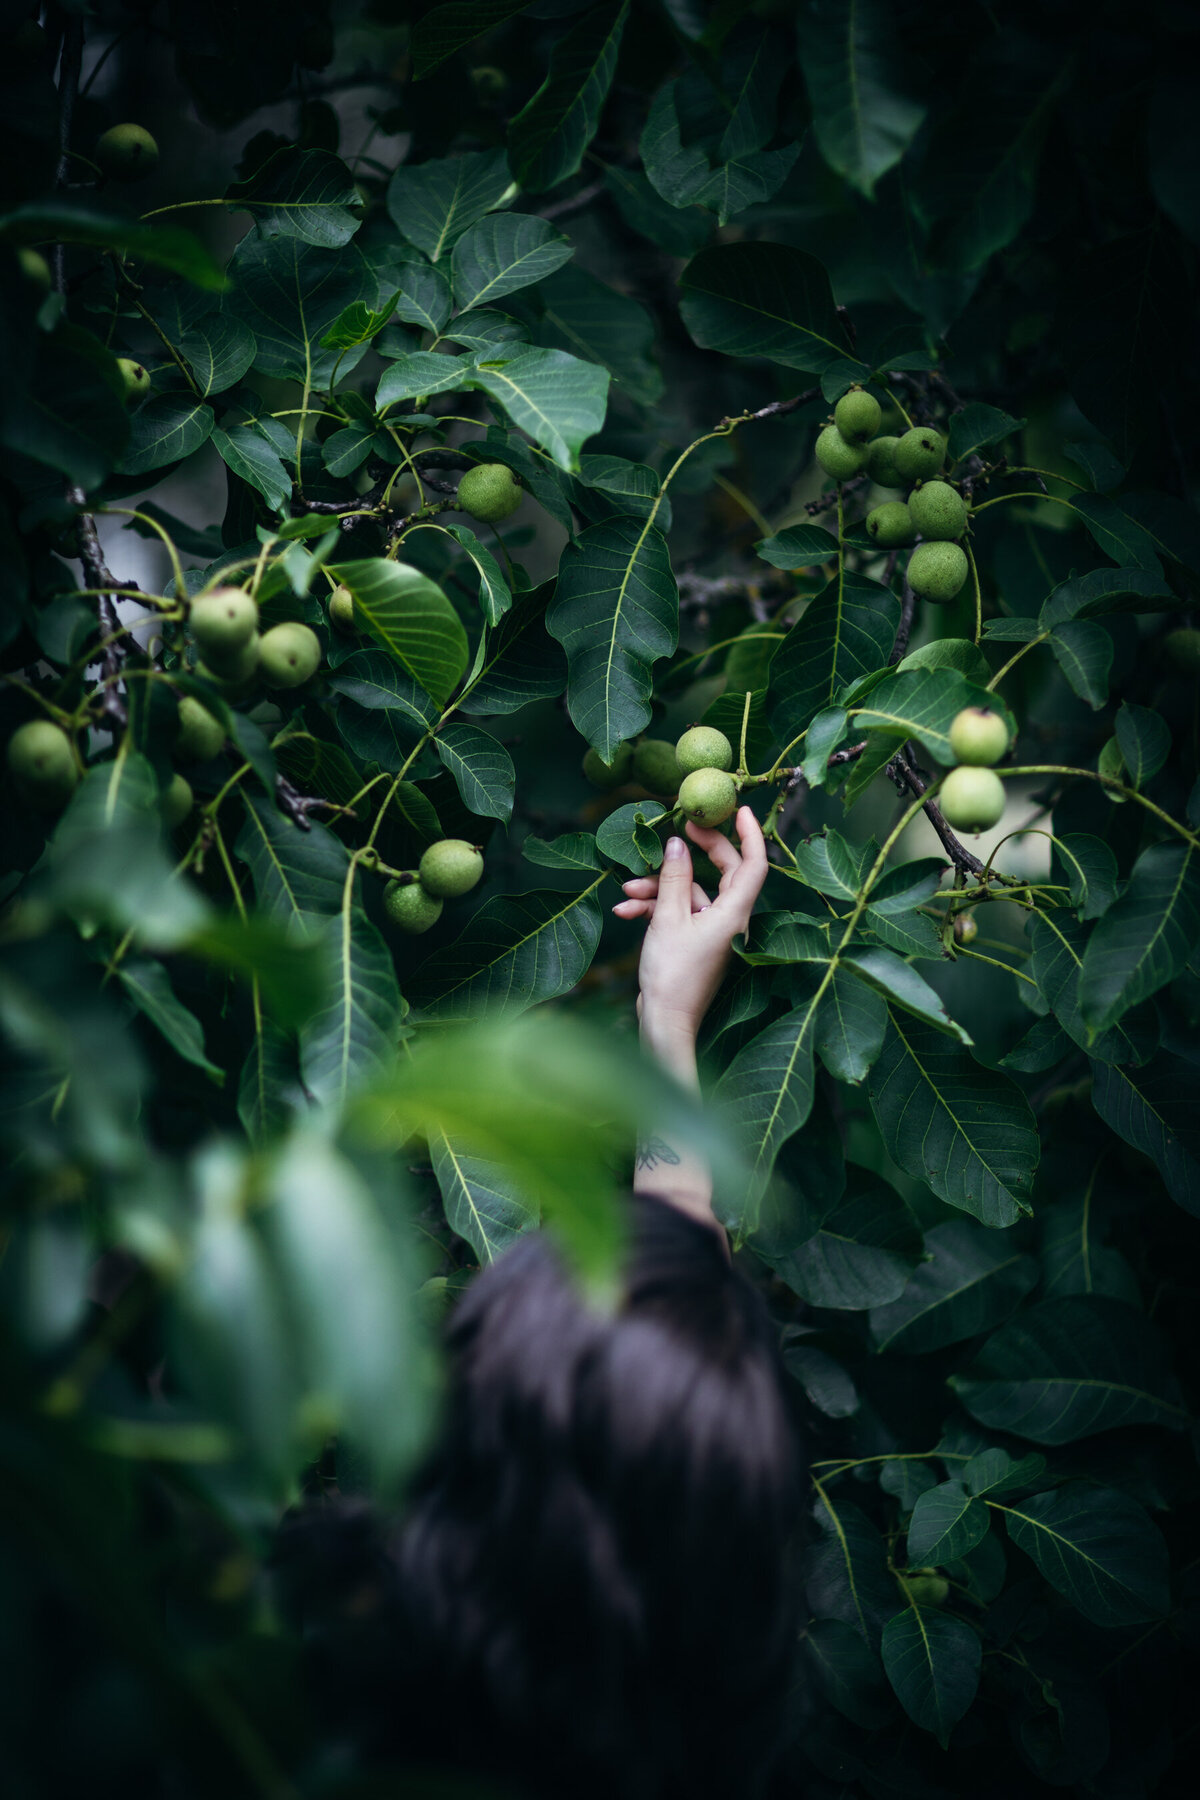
[640,1013,699,1083]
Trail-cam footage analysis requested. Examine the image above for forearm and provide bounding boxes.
[635,1017,726,1248]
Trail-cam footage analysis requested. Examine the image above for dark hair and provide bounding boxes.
[278,1194,804,1799]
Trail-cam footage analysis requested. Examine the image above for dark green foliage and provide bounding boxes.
[1,3,1197,1797]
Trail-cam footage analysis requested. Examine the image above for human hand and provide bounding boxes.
[612,805,768,1052]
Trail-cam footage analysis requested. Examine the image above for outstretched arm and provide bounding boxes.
[612,806,768,1238]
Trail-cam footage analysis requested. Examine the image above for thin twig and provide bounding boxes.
[886,750,985,876]
[889,578,917,665]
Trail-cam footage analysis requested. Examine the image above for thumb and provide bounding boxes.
[654,834,694,926]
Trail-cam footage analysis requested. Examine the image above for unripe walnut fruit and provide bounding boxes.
[18,247,51,291]
[384,880,442,933]
[679,767,739,828]
[259,622,322,689]
[949,706,1010,767]
[893,426,947,481]
[866,502,914,548]
[582,742,633,789]
[954,913,979,945]
[116,357,152,405]
[418,839,484,898]
[190,587,258,655]
[162,773,193,828]
[197,633,261,690]
[633,738,681,794]
[834,387,881,443]
[95,122,159,181]
[457,463,523,523]
[867,435,904,488]
[174,695,225,762]
[815,425,868,482]
[909,480,966,541]
[908,541,968,603]
[939,766,1006,833]
[905,1573,950,1607]
[7,719,78,810]
[328,585,357,632]
[675,725,733,774]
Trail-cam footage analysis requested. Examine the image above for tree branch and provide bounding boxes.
[886,748,985,876]
[273,773,355,833]
[888,577,917,665]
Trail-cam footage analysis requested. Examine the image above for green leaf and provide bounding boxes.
[869,1218,1038,1353]
[853,667,1014,767]
[950,1296,1189,1442]
[769,571,900,744]
[963,1448,1047,1497]
[326,648,438,760]
[906,1480,990,1567]
[864,906,943,961]
[407,883,606,1020]
[434,722,515,823]
[536,264,663,408]
[868,1013,1038,1225]
[265,1129,431,1493]
[211,424,291,512]
[1028,912,1154,1067]
[224,235,376,385]
[807,1496,899,1648]
[1053,832,1118,920]
[299,910,404,1109]
[328,559,468,705]
[639,82,798,226]
[4,321,129,490]
[451,214,573,312]
[788,830,874,902]
[678,242,861,375]
[152,299,254,398]
[409,521,511,627]
[322,424,376,477]
[238,1016,301,1143]
[225,147,361,248]
[1078,844,1200,1033]
[1090,1054,1200,1218]
[411,1,531,79]
[813,964,888,1083]
[921,67,1062,272]
[999,1485,1170,1626]
[946,404,1025,462]
[842,948,970,1042]
[457,585,568,716]
[386,148,514,260]
[376,350,475,407]
[548,519,677,760]
[756,524,840,569]
[522,832,603,873]
[116,393,214,477]
[0,201,226,289]
[1039,565,1171,626]
[785,1171,921,1309]
[1050,619,1112,709]
[881,1606,981,1744]
[368,247,453,334]
[118,959,223,1082]
[803,707,851,788]
[713,999,820,1225]
[784,1345,859,1418]
[1114,701,1171,789]
[467,346,610,470]
[1040,1195,1141,1306]
[796,0,925,199]
[430,1131,539,1264]
[507,2,629,192]
[236,792,349,923]
[602,163,711,257]
[1071,495,1164,575]
[595,801,667,873]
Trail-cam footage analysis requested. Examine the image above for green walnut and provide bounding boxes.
[17,248,51,291]
[953,913,979,946]
[866,435,904,488]
[173,695,225,762]
[865,502,915,548]
[893,426,947,482]
[678,767,739,828]
[328,585,357,633]
[95,122,159,181]
[1165,628,1200,676]
[907,541,968,603]
[949,706,1009,767]
[189,587,258,656]
[908,480,967,541]
[457,462,523,524]
[633,738,681,795]
[7,719,78,811]
[582,742,633,789]
[197,633,261,690]
[162,773,193,828]
[384,879,443,934]
[833,387,881,443]
[259,623,322,689]
[418,838,484,898]
[675,725,733,775]
[815,425,869,482]
[905,1573,950,1607]
[116,357,152,406]
[939,765,1006,833]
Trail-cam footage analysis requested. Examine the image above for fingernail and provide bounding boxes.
[665,835,686,860]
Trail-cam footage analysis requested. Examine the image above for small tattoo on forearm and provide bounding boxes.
[636,1135,682,1172]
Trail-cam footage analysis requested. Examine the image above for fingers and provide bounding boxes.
[613,882,710,918]
[651,833,694,929]
[612,896,653,919]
